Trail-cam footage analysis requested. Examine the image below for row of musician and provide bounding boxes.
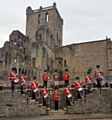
[9,65,105,110]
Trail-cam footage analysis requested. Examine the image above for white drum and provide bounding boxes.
[14,78,19,83]
[99,76,104,80]
[78,87,83,91]
[87,81,92,84]
[101,79,106,86]
[34,88,38,92]
[67,93,72,98]
[44,94,48,98]
[21,81,26,86]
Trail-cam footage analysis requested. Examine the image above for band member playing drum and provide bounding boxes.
[85,71,93,93]
[64,85,72,106]
[30,77,38,100]
[94,65,104,89]
[41,86,49,106]
[74,77,83,99]
[19,71,27,94]
[9,67,18,96]
[52,88,60,110]
[52,70,60,89]
[63,69,70,86]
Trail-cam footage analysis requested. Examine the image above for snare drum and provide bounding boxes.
[101,79,106,86]
[78,87,83,91]
[34,88,38,92]
[44,94,48,98]
[99,76,104,81]
[14,78,19,83]
[67,93,72,98]
[21,81,26,86]
[87,81,92,84]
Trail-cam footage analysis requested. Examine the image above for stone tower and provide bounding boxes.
[26,2,63,48]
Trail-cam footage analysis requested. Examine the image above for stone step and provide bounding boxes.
[38,103,43,107]
[49,109,65,116]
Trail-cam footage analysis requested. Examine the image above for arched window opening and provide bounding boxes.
[45,12,49,22]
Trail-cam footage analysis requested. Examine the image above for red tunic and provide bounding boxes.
[85,76,92,84]
[9,72,18,82]
[52,91,60,101]
[42,73,49,81]
[94,70,103,79]
[63,73,70,81]
[30,81,38,92]
[41,88,49,97]
[74,81,82,90]
[53,73,60,81]
[20,76,27,85]
[64,87,72,96]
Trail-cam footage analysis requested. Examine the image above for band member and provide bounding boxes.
[41,86,49,106]
[9,67,18,96]
[94,65,104,89]
[64,85,72,106]
[63,69,70,86]
[74,77,82,99]
[52,88,60,110]
[30,77,38,100]
[42,70,49,87]
[85,71,93,93]
[52,70,60,89]
[19,71,27,94]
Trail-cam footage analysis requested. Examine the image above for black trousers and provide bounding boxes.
[65,80,69,86]
[54,101,59,110]
[20,85,24,94]
[66,96,71,106]
[11,82,15,91]
[32,91,36,99]
[43,81,47,87]
[96,79,101,89]
[77,90,81,99]
[43,97,46,106]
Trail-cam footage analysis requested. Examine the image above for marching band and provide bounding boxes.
[9,65,105,110]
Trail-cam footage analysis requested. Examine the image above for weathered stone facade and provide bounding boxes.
[0,2,112,85]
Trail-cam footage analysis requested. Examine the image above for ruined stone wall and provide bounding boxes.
[55,40,108,84]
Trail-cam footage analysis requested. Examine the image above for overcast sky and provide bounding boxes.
[0,0,112,47]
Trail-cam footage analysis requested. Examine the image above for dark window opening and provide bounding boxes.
[32,58,35,67]
[24,48,26,54]
[38,14,41,23]
[57,34,58,43]
[51,35,53,39]
[18,35,20,39]
[64,60,66,67]
[59,60,62,65]
[39,34,42,40]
